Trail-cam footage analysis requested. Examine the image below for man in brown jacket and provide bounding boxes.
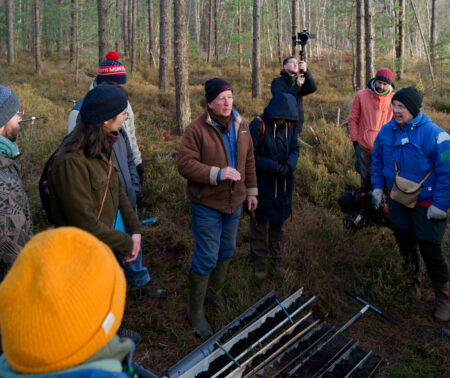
[178,78,258,338]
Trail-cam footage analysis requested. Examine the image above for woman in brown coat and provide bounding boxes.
[48,85,141,262]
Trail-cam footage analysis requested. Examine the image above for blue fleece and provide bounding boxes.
[372,113,450,211]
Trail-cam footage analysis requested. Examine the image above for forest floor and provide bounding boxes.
[1,53,449,377]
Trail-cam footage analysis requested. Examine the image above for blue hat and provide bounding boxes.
[80,85,127,125]
[0,86,20,128]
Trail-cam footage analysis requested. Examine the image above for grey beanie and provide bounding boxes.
[0,86,20,128]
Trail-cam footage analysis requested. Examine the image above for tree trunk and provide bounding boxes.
[115,0,123,53]
[291,0,298,56]
[275,0,282,63]
[97,0,108,63]
[70,0,78,64]
[174,0,191,132]
[364,0,374,82]
[430,0,436,65]
[123,0,129,55]
[6,0,15,64]
[395,0,405,80]
[238,1,242,73]
[34,0,41,73]
[130,0,137,72]
[159,0,171,92]
[252,0,261,98]
[148,0,155,65]
[207,0,213,63]
[356,0,364,89]
[213,0,218,62]
[409,0,434,85]
[56,0,63,54]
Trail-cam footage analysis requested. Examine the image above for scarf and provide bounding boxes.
[369,78,393,96]
[0,135,19,157]
[208,107,233,133]
[103,131,120,156]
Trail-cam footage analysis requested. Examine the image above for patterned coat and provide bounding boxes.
[0,156,33,280]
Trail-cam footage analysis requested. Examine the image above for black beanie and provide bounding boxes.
[80,85,128,124]
[392,87,422,118]
[205,78,233,103]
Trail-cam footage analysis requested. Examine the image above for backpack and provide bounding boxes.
[39,134,71,224]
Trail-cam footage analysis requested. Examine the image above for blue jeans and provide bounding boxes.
[190,202,242,276]
[123,248,151,288]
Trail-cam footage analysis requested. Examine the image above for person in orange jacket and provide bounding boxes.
[348,68,394,182]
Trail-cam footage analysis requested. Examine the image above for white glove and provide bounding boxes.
[372,188,383,207]
[427,205,447,220]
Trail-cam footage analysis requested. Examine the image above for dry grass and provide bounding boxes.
[0,54,449,377]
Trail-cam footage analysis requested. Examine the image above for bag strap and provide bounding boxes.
[393,159,434,185]
[256,116,265,142]
[97,157,113,221]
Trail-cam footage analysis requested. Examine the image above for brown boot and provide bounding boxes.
[409,272,423,299]
[433,282,450,322]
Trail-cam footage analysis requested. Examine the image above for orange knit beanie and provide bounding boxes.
[0,227,126,374]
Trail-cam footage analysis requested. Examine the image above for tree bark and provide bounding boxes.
[159,0,171,92]
[213,0,218,62]
[395,0,405,80]
[430,0,436,66]
[70,0,78,64]
[123,0,129,55]
[356,0,364,89]
[364,0,374,82]
[34,0,41,73]
[174,0,191,132]
[97,0,108,63]
[115,0,123,53]
[207,0,213,63]
[148,0,155,65]
[252,0,261,98]
[130,0,137,72]
[238,0,242,73]
[6,0,15,64]
[291,0,298,56]
[275,0,282,63]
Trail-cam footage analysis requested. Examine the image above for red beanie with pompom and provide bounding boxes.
[97,51,127,85]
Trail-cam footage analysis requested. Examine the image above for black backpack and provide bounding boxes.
[39,134,71,223]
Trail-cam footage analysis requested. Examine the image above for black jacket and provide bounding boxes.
[270,69,317,132]
[249,93,300,223]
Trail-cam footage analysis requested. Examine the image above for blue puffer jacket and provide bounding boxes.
[249,93,300,223]
[372,113,450,212]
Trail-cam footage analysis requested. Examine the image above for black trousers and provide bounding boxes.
[387,198,449,284]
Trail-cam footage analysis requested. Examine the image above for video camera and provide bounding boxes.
[292,29,316,70]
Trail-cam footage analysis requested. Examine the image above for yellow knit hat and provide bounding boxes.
[0,227,126,374]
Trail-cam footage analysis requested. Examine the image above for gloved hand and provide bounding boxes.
[353,141,358,149]
[372,188,383,208]
[277,164,292,177]
[136,163,144,185]
[427,205,447,220]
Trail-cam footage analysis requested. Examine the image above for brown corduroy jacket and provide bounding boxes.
[178,109,258,213]
[48,145,141,259]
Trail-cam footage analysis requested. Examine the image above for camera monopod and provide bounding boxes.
[292,29,316,74]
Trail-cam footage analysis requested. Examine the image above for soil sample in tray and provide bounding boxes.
[292,334,350,377]
[322,345,367,377]
[348,354,382,377]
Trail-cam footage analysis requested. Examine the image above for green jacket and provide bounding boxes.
[48,144,141,259]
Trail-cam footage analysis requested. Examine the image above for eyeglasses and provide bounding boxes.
[215,96,233,104]
[17,109,25,118]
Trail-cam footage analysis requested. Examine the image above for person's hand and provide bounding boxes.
[296,75,305,87]
[299,60,307,72]
[372,188,383,208]
[427,205,447,220]
[247,195,258,211]
[124,234,141,262]
[277,164,292,177]
[221,166,241,181]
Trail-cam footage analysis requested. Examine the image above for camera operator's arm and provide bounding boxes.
[298,65,317,96]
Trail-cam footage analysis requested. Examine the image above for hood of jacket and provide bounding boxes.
[264,93,299,122]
